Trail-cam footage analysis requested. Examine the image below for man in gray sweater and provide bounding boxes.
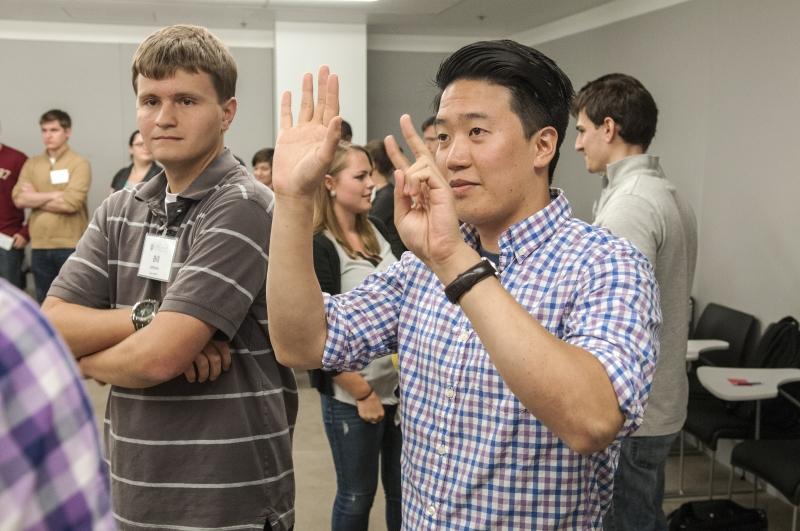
[573,73,698,531]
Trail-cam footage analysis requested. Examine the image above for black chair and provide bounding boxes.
[689,302,759,398]
[678,303,759,495]
[729,385,800,531]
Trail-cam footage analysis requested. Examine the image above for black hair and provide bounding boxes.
[128,130,141,147]
[571,73,658,151]
[421,116,436,133]
[40,109,72,129]
[340,120,353,142]
[434,40,574,183]
[252,147,274,167]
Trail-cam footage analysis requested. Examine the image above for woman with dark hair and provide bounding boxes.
[311,142,402,531]
[365,139,406,257]
[109,130,160,193]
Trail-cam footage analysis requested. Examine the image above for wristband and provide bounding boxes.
[444,257,499,304]
[355,388,374,401]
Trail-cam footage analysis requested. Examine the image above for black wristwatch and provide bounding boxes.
[444,258,499,304]
[131,299,159,330]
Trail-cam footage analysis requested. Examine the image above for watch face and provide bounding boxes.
[133,300,157,319]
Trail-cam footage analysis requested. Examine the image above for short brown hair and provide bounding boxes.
[571,73,658,151]
[40,109,71,129]
[131,25,237,102]
[252,148,274,167]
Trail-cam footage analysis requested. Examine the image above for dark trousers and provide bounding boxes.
[32,248,74,302]
[0,246,25,289]
[604,432,679,531]
[321,394,402,531]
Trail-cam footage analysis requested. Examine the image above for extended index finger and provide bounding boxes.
[398,114,431,160]
[384,134,411,172]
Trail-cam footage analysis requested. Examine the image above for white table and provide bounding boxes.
[686,339,730,362]
[697,367,800,405]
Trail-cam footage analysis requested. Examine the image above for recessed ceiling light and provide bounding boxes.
[272,0,379,4]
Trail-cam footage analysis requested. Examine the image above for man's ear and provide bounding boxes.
[221,97,237,132]
[532,126,557,174]
[602,117,618,143]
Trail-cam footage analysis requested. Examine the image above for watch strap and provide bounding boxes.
[444,258,498,304]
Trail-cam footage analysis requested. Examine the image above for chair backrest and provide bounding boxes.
[692,302,759,367]
[746,316,800,369]
[735,317,800,428]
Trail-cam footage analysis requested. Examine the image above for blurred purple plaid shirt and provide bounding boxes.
[0,279,114,530]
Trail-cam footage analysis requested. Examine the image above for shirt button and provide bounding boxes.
[445,387,455,399]
[459,329,470,342]
[437,444,448,455]
[426,504,437,517]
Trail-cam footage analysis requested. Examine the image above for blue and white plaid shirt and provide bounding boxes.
[322,190,660,529]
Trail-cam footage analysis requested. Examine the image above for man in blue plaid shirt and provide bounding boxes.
[268,41,661,529]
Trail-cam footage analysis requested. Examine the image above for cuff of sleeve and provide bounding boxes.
[570,339,647,439]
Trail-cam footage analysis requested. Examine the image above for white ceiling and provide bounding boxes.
[0,0,615,37]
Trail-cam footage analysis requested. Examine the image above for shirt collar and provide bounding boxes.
[461,188,572,266]
[136,148,239,205]
[45,144,70,162]
[604,154,663,188]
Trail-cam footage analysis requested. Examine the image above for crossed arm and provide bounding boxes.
[13,162,90,214]
[14,185,61,209]
[43,297,230,388]
[268,68,651,455]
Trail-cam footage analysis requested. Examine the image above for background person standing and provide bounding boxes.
[12,109,91,302]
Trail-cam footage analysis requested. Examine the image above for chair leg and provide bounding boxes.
[708,450,716,499]
[678,431,685,495]
[792,504,797,531]
[753,473,758,507]
[727,465,734,499]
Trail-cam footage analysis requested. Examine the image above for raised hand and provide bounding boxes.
[384,114,464,267]
[271,66,342,199]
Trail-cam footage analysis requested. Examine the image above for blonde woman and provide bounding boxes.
[310,142,401,531]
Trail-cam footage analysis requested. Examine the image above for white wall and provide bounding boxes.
[367,50,446,145]
[274,21,366,144]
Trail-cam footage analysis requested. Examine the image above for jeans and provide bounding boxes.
[321,394,402,531]
[604,432,679,531]
[0,246,25,289]
[31,248,74,302]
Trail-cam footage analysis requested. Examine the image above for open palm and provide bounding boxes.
[272,66,342,198]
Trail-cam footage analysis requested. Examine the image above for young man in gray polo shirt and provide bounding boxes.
[42,25,297,530]
[574,73,698,531]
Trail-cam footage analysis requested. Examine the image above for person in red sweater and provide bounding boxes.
[0,127,29,289]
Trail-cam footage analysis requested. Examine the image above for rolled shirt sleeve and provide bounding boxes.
[563,240,661,438]
[321,255,408,373]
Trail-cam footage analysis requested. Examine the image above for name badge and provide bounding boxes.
[50,169,70,184]
[138,233,177,282]
[0,233,14,251]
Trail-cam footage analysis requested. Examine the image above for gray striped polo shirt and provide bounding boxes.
[50,149,298,531]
